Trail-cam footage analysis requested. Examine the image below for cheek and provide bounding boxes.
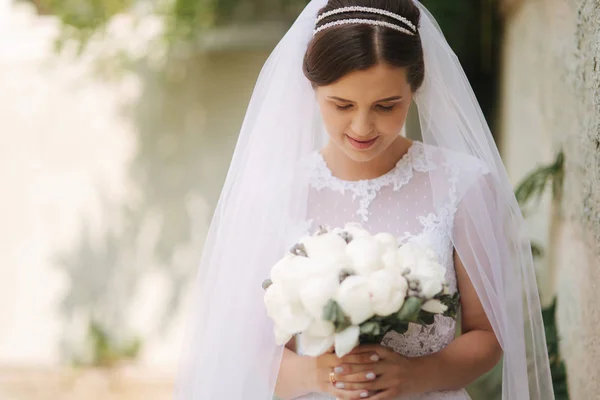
[376,110,409,137]
[319,105,349,135]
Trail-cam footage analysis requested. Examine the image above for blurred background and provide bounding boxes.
[0,0,598,398]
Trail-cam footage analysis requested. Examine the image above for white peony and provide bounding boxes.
[396,243,447,298]
[374,232,398,254]
[264,283,312,334]
[274,324,294,346]
[382,250,399,270]
[346,236,384,276]
[337,275,374,324]
[397,242,439,269]
[306,319,336,337]
[299,273,340,319]
[334,325,360,358]
[299,331,335,357]
[302,232,347,261]
[421,299,448,314]
[270,255,318,301]
[368,269,409,316]
[419,277,445,299]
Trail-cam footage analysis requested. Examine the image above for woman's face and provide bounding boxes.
[315,63,414,162]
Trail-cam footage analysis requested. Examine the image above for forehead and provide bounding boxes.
[317,63,410,101]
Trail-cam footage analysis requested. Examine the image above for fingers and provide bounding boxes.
[333,368,403,392]
[340,351,381,365]
[349,344,389,354]
[336,370,379,383]
[349,345,394,359]
[332,362,379,376]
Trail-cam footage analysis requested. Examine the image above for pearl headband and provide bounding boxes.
[314,6,417,36]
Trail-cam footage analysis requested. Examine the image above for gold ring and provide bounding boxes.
[329,371,337,385]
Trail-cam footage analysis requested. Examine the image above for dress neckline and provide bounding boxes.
[314,140,425,185]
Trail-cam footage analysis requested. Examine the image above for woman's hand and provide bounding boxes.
[331,345,424,399]
[308,347,379,400]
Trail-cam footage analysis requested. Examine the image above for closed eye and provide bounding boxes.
[335,104,353,111]
[377,104,396,112]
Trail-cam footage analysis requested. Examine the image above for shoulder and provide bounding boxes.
[421,142,492,200]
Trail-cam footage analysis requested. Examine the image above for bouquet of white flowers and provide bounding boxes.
[262,223,460,358]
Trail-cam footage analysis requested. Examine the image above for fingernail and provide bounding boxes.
[335,382,345,389]
[361,392,369,398]
[370,354,379,362]
[366,372,376,380]
[334,366,344,373]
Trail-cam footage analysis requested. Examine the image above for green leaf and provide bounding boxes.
[389,321,409,335]
[262,279,273,290]
[322,299,338,323]
[322,299,351,333]
[418,311,436,325]
[360,322,381,336]
[396,297,423,322]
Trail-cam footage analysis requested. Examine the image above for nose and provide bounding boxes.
[350,111,374,138]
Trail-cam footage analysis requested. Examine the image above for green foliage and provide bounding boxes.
[323,299,351,333]
[515,152,565,215]
[514,153,568,398]
[543,299,569,399]
[73,320,142,367]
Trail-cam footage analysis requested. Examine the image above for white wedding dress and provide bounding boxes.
[295,140,487,400]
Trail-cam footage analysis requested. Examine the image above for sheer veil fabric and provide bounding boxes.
[174,1,554,399]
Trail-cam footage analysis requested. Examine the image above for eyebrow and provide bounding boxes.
[328,96,403,103]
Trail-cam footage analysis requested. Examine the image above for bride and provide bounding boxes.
[175,1,553,399]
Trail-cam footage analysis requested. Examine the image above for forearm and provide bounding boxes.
[412,329,502,393]
[275,348,317,400]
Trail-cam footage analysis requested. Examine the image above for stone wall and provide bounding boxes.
[501,0,600,397]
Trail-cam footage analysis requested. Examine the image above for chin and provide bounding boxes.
[341,145,381,163]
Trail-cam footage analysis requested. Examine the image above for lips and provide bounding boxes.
[346,135,379,150]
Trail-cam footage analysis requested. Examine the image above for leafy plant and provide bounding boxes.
[514,151,569,399]
[73,320,142,367]
[515,152,565,216]
[543,299,569,399]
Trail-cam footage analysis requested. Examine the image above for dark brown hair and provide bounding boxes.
[303,0,424,92]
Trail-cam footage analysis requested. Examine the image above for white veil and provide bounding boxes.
[174,1,554,399]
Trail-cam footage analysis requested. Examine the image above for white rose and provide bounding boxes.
[334,325,360,358]
[264,283,312,333]
[298,331,335,357]
[346,236,384,276]
[300,273,340,319]
[421,299,448,314]
[337,275,374,324]
[368,269,409,316]
[374,232,398,254]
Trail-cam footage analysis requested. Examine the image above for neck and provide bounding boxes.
[321,136,413,181]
